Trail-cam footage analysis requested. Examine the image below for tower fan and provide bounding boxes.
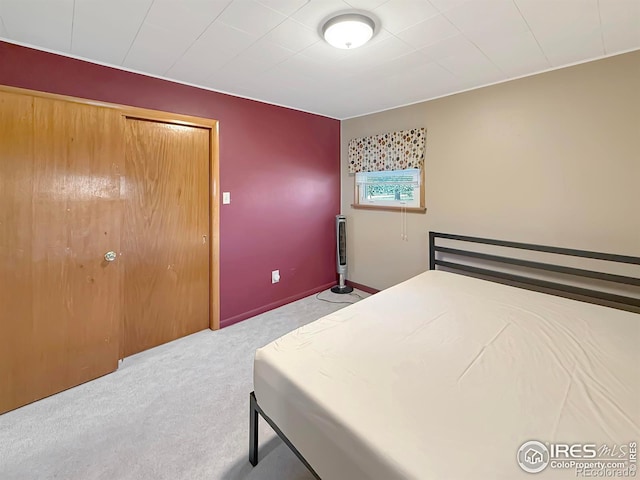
[331,215,353,294]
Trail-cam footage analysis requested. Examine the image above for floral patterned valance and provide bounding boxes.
[348,127,426,174]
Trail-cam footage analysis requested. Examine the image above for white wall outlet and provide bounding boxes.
[222,192,231,204]
[271,270,280,284]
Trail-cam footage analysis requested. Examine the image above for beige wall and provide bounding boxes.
[341,51,640,290]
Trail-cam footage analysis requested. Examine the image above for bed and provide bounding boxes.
[249,232,640,479]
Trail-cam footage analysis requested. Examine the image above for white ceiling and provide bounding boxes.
[0,0,638,119]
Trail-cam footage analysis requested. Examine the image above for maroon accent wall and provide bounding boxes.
[0,41,340,328]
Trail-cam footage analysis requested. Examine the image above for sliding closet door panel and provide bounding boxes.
[123,119,209,357]
[31,98,123,390]
[0,92,35,413]
[0,93,123,414]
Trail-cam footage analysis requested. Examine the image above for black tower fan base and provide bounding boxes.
[331,284,353,294]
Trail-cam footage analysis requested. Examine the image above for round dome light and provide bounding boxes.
[322,13,375,50]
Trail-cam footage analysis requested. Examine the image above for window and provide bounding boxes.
[348,127,426,212]
[354,168,424,211]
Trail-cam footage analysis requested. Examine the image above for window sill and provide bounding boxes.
[350,204,427,213]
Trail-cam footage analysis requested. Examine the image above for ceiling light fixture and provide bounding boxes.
[322,13,375,50]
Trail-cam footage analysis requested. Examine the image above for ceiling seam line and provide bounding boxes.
[0,15,9,36]
[200,5,305,87]
[438,8,507,76]
[121,0,155,65]
[246,0,320,73]
[258,0,310,18]
[433,59,457,77]
[596,0,607,55]
[391,12,442,39]
[385,30,448,80]
[388,29,420,51]
[259,42,316,77]
[162,1,236,76]
[511,0,551,65]
[344,0,391,8]
[404,10,468,70]
[69,0,76,52]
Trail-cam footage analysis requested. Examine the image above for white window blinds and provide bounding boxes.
[355,169,421,187]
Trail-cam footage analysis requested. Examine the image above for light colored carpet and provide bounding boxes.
[0,289,368,480]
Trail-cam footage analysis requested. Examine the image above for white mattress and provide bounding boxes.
[253,270,639,480]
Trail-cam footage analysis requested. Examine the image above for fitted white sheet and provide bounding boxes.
[253,270,640,480]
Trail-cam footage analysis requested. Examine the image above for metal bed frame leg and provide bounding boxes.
[248,391,322,479]
[249,392,259,466]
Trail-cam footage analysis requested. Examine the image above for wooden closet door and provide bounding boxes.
[123,119,209,357]
[0,93,123,414]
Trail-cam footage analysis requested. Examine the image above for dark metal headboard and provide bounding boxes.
[429,232,640,311]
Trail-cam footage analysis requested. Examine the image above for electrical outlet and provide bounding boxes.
[271,270,280,284]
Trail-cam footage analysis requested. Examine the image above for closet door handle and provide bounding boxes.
[104,251,117,262]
